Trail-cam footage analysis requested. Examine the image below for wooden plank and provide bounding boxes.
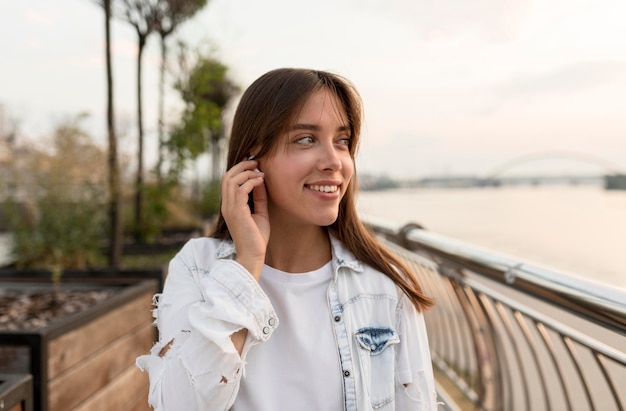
[126,392,151,411]
[73,366,150,411]
[48,323,153,411]
[48,290,154,379]
[0,374,32,411]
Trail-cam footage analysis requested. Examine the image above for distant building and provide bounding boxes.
[605,174,626,190]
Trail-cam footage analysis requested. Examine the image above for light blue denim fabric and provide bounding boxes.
[137,235,437,411]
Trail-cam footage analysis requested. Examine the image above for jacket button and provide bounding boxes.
[334,315,341,322]
[343,370,350,378]
[268,317,276,326]
[262,326,270,335]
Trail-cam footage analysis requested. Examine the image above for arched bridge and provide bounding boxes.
[479,150,624,187]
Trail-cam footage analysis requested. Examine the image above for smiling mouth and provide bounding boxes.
[306,184,339,193]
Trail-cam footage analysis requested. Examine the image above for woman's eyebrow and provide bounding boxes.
[289,123,351,133]
[290,123,319,131]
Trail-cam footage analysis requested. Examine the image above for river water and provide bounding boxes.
[358,184,626,290]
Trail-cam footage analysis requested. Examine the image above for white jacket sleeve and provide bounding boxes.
[394,293,439,410]
[136,240,278,411]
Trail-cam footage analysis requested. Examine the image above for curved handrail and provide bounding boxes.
[363,214,626,335]
[363,214,626,410]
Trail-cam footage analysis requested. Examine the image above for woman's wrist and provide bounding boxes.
[236,256,264,281]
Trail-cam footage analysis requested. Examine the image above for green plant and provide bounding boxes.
[125,181,205,243]
[3,115,108,269]
[197,179,221,218]
[135,182,173,243]
[7,183,107,269]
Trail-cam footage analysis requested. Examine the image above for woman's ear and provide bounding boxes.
[248,147,261,159]
[248,147,263,169]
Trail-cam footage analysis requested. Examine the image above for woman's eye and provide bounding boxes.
[337,137,351,147]
[295,136,315,145]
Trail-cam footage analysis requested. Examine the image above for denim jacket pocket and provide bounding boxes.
[355,327,399,409]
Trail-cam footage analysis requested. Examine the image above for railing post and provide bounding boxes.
[451,282,503,410]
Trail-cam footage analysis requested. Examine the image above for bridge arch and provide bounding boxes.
[482,150,623,182]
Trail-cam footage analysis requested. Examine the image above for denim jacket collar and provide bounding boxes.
[329,235,363,274]
[213,234,364,274]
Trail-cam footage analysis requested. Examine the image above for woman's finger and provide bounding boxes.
[221,163,264,215]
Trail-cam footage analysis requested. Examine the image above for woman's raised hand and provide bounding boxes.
[221,158,269,280]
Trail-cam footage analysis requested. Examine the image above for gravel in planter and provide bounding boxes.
[0,287,117,331]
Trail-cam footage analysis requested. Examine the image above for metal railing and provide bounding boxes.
[364,216,626,411]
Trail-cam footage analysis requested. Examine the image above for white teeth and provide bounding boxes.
[309,185,338,193]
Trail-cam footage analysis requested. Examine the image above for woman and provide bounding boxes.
[137,68,437,410]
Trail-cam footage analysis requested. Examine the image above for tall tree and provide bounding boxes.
[95,0,123,268]
[154,0,208,183]
[166,50,239,182]
[114,0,159,239]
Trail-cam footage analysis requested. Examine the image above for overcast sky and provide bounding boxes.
[1,0,625,179]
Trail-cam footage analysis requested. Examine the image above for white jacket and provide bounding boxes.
[136,235,438,410]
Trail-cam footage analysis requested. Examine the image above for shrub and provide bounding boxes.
[2,115,107,269]
[197,179,221,218]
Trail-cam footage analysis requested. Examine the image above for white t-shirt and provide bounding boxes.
[231,261,344,411]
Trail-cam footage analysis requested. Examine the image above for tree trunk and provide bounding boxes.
[211,131,221,182]
[156,34,167,184]
[104,0,122,269]
[134,35,146,240]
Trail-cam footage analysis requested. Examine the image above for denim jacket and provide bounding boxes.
[136,235,438,410]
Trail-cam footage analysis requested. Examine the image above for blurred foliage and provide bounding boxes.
[196,179,221,218]
[164,47,239,181]
[123,181,205,243]
[129,181,202,243]
[0,48,237,270]
[2,115,108,269]
[120,251,177,270]
[133,182,173,243]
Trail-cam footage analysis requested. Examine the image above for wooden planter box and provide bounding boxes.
[0,276,160,411]
[0,268,165,293]
[0,374,33,411]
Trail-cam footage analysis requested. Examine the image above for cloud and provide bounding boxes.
[111,39,139,58]
[357,130,451,177]
[380,0,534,43]
[494,61,626,97]
[23,10,53,27]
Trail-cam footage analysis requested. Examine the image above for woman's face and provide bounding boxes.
[259,88,354,229]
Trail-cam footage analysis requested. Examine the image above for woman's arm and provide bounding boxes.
[136,241,278,410]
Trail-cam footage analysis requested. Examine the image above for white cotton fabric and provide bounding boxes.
[232,262,344,411]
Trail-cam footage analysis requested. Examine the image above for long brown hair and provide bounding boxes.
[213,68,433,311]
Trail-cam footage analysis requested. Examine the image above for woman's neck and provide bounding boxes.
[265,225,331,273]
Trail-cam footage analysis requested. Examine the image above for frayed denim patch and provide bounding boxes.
[355,327,399,355]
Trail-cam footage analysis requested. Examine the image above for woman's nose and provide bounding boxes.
[318,140,342,171]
